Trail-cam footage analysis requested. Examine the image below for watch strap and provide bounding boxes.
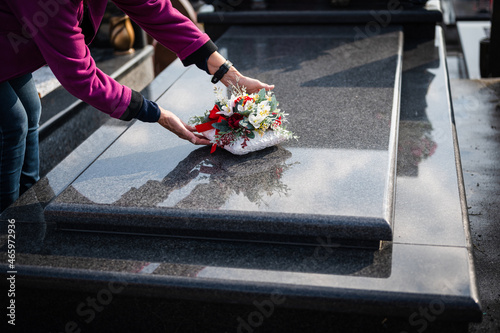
[211,60,233,84]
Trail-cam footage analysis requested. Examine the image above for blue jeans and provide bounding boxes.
[0,73,41,212]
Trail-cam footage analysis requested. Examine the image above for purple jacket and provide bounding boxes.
[0,0,213,120]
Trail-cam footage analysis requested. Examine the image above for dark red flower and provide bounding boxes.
[228,113,244,129]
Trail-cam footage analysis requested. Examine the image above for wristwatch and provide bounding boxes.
[211,60,233,84]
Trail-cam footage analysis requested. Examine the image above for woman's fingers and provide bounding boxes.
[158,107,211,145]
[183,123,199,133]
[237,76,275,94]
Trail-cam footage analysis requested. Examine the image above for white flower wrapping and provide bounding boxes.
[191,86,297,155]
[200,128,288,155]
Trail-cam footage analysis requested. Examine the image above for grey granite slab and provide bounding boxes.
[394,30,469,247]
[44,25,403,247]
[0,26,481,329]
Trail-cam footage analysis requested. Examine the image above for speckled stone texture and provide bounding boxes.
[0,26,482,331]
[44,25,403,247]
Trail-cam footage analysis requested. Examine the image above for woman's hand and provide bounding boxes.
[157,107,211,145]
[207,52,274,94]
[231,75,274,94]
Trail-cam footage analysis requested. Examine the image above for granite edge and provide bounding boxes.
[0,262,482,322]
[437,26,482,310]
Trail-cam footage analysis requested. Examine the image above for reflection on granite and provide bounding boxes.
[394,32,467,247]
[56,141,390,218]
[398,120,437,176]
[116,146,296,209]
[45,25,403,246]
[397,38,438,177]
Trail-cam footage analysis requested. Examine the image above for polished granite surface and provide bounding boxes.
[0,25,481,326]
[394,35,468,247]
[44,26,404,246]
[198,0,443,24]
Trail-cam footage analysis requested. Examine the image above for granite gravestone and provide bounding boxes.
[0,21,482,329]
[45,25,402,248]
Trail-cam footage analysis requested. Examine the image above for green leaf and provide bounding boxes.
[212,120,231,132]
[258,88,266,102]
[240,119,255,130]
[270,95,278,111]
[189,114,207,125]
[247,130,255,139]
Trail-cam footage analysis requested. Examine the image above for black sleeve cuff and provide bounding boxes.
[134,97,161,123]
[181,40,218,74]
[119,90,143,121]
[119,90,161,123]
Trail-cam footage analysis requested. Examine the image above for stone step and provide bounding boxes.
[44,25,404,248]
[198,0,442,40]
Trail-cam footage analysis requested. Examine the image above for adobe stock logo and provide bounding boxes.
[8,0,71,53]
[401,298,445,333]
[353,0,403,42]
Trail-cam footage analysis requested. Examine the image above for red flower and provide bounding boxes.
[228,113,244,129]
[272,116,282,128]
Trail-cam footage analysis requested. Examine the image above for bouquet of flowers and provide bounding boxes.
[190,86,296,155]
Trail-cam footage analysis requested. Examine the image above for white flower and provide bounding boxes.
[248,101,272,128]
[257,101,271,115]
[248,112,266,128]
[238,99,255,113]
[218,104,233,117]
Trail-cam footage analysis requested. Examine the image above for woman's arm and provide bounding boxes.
[10,1,136,119]
[9,0,209,145]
